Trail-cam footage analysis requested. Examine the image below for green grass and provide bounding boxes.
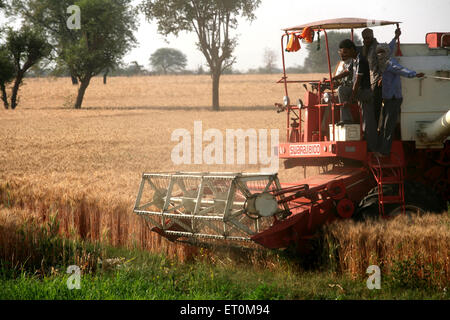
[0,245,448,300]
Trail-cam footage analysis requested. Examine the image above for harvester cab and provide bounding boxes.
[276,18,449,216]
[134,18,450,253]
[279,18,405,164]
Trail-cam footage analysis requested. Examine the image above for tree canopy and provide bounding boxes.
[0,46,15,108]
[301,31,362,73]
[141,0,261,110]
[2,26,51,109]
[150,48,187,74]
[262,47,277,74]
[13,0,138,108]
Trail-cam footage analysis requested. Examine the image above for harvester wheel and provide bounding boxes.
[354,180,447,221]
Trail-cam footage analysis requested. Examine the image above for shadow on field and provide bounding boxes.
[181,239,320,273]
[41,105,276,112]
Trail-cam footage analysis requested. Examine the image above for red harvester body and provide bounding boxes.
[135,18,449,252]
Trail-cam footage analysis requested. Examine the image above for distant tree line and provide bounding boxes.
[21,55,243,78]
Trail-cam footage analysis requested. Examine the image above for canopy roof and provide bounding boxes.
[284,18,401,32]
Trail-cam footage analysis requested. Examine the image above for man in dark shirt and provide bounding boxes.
[332,39,378,152]
[361,28,402,128]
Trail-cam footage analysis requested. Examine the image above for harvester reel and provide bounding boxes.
[181,190,198,213]
[134,173,289,245]
[152,188,167,210]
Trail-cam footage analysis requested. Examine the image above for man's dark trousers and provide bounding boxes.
[373,83,383,127]
[379,97,403,155]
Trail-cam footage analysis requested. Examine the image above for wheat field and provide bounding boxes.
[0,74,317,261]
[17,74,313,110]
[1,74,449,284]
[1,74,325,199]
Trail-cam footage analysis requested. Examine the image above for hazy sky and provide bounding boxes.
[127,0,450,72]
[2,0,449,72]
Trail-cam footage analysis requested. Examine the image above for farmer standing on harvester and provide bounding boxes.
[331,39,378,152]
[374,43,424,157]
[361,27,402,123]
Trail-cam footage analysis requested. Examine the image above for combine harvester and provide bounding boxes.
[134,18,450,252]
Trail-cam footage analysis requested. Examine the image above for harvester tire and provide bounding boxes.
[354,180,448,221]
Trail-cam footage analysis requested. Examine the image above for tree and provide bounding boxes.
[141,0,261,111]
[0,46,15,109]
[106,61,149,76]
[66,0,137,108]
[12,0,75,83]
[5,26,51,109]
[28,58,52,77]
[150,48,187,74]
[301,31,362,73]
[128,61,147,75]
[13,0,138,109]
[196,64,206,75]
[262,47,277,74]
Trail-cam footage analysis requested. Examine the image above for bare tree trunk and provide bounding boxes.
[74,76,91,109]
[0,83,8,109]
[211,69,220,111]
[10,71,25,110]
[103,70,109,85]
[71,75,78,85]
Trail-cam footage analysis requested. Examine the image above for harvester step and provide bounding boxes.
[376,177,404,184]
[380,196,404,204]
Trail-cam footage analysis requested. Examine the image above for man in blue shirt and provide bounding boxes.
[375,43,424,156]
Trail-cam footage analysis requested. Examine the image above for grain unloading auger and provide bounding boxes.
[134,18,450,252]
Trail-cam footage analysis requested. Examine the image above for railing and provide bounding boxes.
[277,77,363,144]
[278,30,364,144]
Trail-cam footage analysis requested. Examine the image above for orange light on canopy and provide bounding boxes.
[286,34,301,52]
[300,27,313,43]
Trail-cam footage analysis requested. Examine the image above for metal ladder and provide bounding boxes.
[368,153,406,218]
